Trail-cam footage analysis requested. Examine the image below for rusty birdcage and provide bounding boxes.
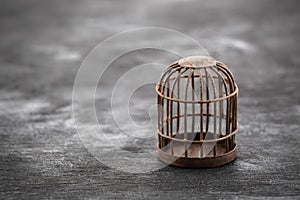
[156,56,238,168]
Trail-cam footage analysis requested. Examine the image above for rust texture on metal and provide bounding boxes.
[156,56,238,168]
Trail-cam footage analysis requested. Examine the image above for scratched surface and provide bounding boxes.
[0,0,300,199]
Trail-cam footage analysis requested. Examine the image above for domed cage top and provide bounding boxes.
[156,56,238,168]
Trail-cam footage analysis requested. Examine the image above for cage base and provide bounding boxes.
[157,143,236,168]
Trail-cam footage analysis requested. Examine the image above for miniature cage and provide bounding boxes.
[156,56,238,168]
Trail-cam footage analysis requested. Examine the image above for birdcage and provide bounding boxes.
[156,56,238,168]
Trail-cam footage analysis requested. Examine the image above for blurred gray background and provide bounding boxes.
[0,0,300,199]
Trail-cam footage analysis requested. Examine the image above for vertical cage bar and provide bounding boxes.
[157,91,161,132]
[218,74,224,136]
[206,68,217,156]
[205,75,210,135]
[166,80,170,136]
[161,87,165,136]
[170,102,174,155]
[232,93,238,146]
[198,69,203,158]
[184,70,193,158]
[157,91,161,148]
[170,88,173,138]
[176,71,181,136]
[170,80,174,156]
[191,70,195,134]
[225,96,230,152]
[229,96,233,149]
[232,94,236,131]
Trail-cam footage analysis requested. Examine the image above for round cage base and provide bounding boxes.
[157,143,237,168]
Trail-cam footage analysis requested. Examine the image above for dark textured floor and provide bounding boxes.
[0,0,300,199]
